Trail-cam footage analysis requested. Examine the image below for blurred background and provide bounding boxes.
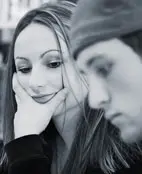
[0,0,71,148]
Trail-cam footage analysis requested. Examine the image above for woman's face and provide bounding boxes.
[14,23,87,116]
[77,38,142,143]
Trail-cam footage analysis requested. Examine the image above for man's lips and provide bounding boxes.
[32,93,56,104]
[105,112,122,121]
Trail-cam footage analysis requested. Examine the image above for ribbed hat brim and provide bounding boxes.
[70,0,142,59]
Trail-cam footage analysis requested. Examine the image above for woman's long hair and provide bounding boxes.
[0,1,141,174]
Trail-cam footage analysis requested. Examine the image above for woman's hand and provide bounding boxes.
[12,73,68,139]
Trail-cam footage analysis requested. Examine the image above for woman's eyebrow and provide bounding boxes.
[15,57,28,61]
[40,49,60,59]
[15,50,61,61]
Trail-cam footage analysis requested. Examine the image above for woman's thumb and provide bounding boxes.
[48,88,69,110]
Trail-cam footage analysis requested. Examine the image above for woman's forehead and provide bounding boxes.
[15,23,56,46]
[14,23,68,59]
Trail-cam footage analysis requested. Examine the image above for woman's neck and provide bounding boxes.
[52,105,81,149]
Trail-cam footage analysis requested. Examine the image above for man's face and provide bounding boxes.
[77,38,142,143]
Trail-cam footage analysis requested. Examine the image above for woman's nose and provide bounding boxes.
[29,68,47,93]
[88,75,110,110]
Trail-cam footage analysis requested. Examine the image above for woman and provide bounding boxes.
[0,1,141,174]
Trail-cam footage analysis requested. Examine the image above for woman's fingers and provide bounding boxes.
[48,88,69,113]
[15,94,20,105]
[12,73,29,100]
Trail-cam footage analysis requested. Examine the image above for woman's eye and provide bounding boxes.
[47,61,62,68]
[17,67,31,74]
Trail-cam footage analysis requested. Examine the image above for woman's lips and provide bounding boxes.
[32,93,56,104]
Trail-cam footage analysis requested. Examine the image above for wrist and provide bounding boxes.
[14,130,39,139]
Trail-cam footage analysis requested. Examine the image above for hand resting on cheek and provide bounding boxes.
[12,73,68,139]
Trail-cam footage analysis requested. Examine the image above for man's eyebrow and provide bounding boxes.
[40,49,60,59]
[86,55,105,67]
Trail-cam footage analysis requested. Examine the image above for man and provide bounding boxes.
[70,0,142,143]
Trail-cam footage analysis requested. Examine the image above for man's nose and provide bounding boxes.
[88,75,110,110]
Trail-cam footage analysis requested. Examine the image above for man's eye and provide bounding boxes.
[47,61,62,68]
[79,69,85,75]
[96,63,113,78]
[18,67,31,74]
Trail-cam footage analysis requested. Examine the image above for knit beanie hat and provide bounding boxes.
[70,0,142,59]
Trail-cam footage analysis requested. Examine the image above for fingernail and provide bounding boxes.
[63,88,69,95]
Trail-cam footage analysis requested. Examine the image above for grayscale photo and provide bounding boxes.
[0,0,142,174]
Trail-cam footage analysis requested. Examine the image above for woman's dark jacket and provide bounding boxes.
[2,134,142,174]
